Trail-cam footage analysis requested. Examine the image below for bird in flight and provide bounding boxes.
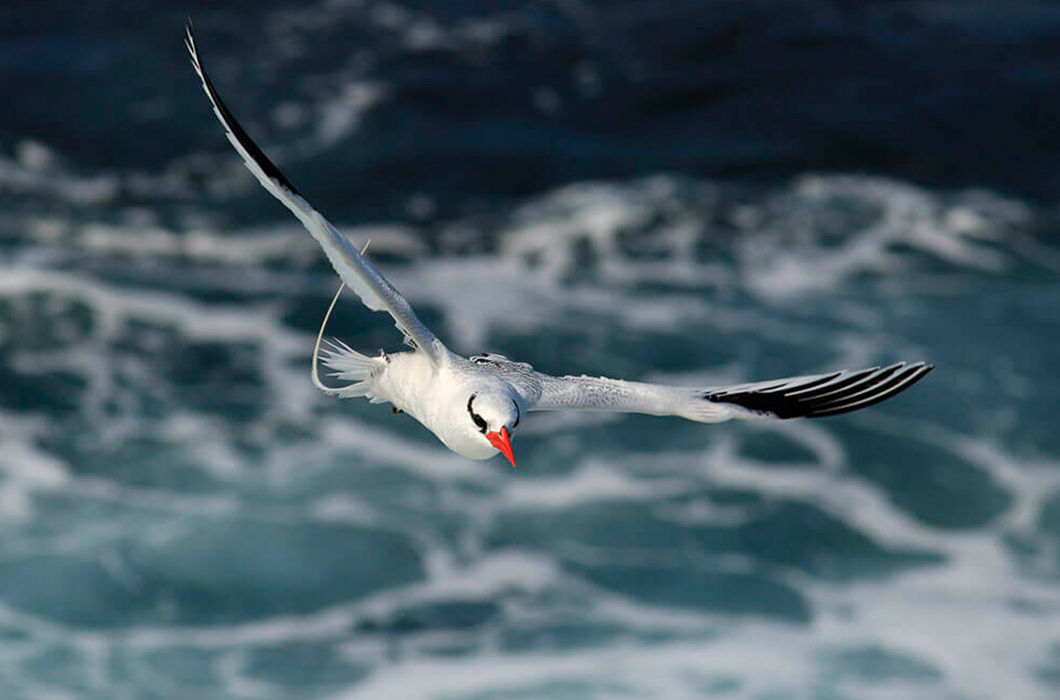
[185,24,932,468]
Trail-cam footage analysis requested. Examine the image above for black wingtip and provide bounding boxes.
[809,362,932,418]
[184,20,303,198]
[705,361,934,419]
[184,17,198,58]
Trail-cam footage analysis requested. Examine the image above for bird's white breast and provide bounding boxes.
[371,353,499,460]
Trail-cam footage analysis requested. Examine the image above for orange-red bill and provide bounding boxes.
[486,426,516,468]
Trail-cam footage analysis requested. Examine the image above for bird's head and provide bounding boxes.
[466,391,520,467]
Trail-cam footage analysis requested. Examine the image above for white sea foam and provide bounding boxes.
[1,166,1058,698]
[330,630,821,700]
[501,461,687,509]
[0,140,119,205]
[0,413,70,523]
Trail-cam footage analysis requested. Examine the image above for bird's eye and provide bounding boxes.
[512,400,520,429]
[467,394,488,433]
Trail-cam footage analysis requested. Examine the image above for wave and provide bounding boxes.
[1,162,1058,697]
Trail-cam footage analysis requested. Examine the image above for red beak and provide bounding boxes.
[485,426,516,468]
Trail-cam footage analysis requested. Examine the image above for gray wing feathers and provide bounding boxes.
[533,374,735,422]
[185,24,446,364]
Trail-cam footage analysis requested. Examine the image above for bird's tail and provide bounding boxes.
[311,280,385,398]
[314,338,384,398]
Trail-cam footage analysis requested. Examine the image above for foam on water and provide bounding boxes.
[1,134,1059,699]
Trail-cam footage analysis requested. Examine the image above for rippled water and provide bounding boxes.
[2,2,1060,699]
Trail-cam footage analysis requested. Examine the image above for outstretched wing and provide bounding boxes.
[529,362,933,422]
[185,23,447,365]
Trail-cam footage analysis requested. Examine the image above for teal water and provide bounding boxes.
[1,2,1059,698]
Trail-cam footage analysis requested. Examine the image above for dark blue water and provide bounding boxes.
[1,2,1059,698]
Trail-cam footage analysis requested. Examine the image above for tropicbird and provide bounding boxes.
[185,25,933,467]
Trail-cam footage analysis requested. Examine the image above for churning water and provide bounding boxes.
[1,2,1059,698]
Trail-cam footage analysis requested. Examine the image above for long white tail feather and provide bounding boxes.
[311,282,348,395]
[311,241,385,399]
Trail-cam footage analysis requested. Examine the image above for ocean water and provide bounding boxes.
[2,2,1060,698]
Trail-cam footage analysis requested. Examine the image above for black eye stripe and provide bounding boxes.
[467,394,488,433]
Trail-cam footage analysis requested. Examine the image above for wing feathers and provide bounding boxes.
[184,29,302,199]
[787,366,882,400]
[810,363,933,417]
[185,25,934,422]
[185,23,447,364]
[528,362,932,423]
[703,362,933,419]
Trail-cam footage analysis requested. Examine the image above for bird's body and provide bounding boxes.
[353,350,523,460]
[186,24,933,467]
